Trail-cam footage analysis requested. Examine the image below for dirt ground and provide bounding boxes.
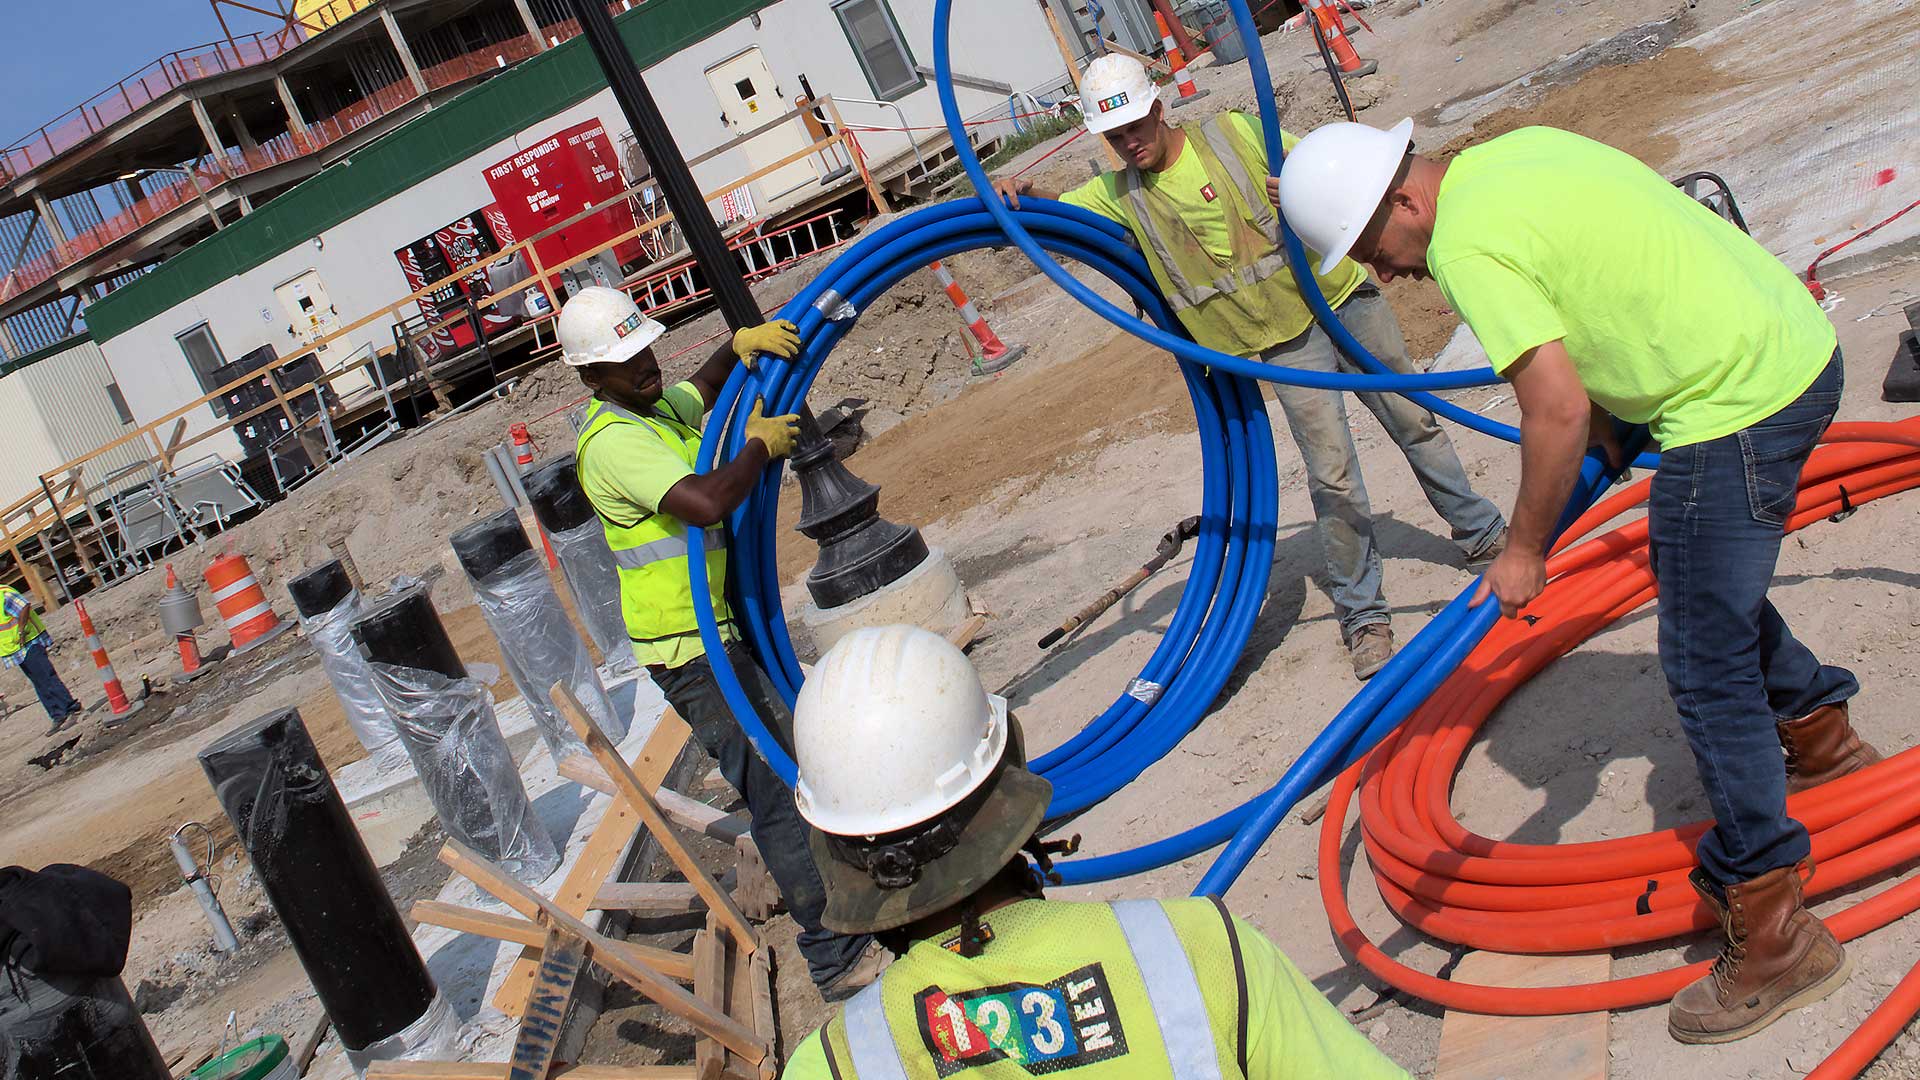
[5,0,1917,1073]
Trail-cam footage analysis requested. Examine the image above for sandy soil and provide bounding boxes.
[6,0,1916,1073]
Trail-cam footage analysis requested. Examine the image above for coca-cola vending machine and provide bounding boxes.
[393,206,522,362]
[483,118,645,297]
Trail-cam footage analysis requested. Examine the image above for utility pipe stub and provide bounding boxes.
[524,453,595,533]
[449,509,533,582]
[350,584,467,681]
[288,560,354,619]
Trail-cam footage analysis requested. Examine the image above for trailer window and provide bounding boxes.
[174,322,229,416]
[833,0,922,101]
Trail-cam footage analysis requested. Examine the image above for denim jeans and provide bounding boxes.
[17,638,79,726]
[1649,351,1858,891]
[652,643,872,986]
[1262,287,1508,637]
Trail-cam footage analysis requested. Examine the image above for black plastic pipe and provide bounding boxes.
[198,708,435,1051]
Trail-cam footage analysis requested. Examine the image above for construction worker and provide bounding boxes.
[991,54,1506,679]
[0,585,80,735]
[1273,121,1874,1043]
[560,285,887,1001]
[782,623,1409,1078]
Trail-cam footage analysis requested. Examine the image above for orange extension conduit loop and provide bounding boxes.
[1317,420,1920,1078]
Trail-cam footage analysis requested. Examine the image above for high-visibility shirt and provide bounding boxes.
[782,897,1407,1080]
[574,384,733,670]
[1427,126,1836,449]
[0,586,49,662]
[1062,111,1365,357]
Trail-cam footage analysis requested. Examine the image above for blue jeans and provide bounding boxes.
[652,643,873,987]
[17,638,80,726]
[1263,287,1508,637]
[1649,351,1858,891]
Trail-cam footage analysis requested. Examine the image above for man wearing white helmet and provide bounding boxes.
[1270,122,1870,1044]
[560,285,887,1000]
[782,623,1408,1079]
[991,54,1506,680]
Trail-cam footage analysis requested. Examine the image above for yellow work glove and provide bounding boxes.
[732,319,802,367]
[744,403,801,460]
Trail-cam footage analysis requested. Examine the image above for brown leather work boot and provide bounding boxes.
[1668,862,1850,1044]
[1778,703,1882,794]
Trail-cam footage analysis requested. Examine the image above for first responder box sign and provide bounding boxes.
[915,963,1129,1076]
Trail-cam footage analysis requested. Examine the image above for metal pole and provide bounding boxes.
[37,475,90,591]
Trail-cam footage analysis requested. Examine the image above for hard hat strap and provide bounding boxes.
[827,755,1005,889]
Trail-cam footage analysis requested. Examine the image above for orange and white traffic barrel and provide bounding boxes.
[205,553,293,655]
[76,598,142,720]
[1308,0,1377,78]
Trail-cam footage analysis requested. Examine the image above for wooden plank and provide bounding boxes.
[944,614,987,650]
[560,759,748,845]
[366,1064,697,1079]
[591,881,702,915]
[692,925,728,1080]
[551,684,759,952]
[291,1009,331,1077]
[440,841,767,1063]
[1434,951,1611,1080]
[412,899,696,982]
[492,710,690,1016]
[725,918,776,1080]
[507,926,586,1080]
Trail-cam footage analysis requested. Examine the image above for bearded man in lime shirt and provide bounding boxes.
[992,55,1506,680]
[1275,120,1878,1044]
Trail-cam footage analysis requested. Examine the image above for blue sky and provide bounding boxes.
[3,2,285,149]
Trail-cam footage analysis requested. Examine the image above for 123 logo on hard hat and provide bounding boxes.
[1096,92,1129,113]
[612,311,644,338]
[914,964,1129,1076]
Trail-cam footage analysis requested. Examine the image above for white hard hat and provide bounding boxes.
[1277,117,1415,274]
[1080,54,1158,135]
[557,285,665,367]
[793,624,1009,837]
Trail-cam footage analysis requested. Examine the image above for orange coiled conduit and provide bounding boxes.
[1317,420,1920,1079]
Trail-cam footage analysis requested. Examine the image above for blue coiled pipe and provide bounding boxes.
[675,0,1655,893]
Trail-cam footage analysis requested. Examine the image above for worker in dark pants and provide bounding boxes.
[1,585,81,735]
[1276,120,1876,1044]
[561,285,887,1001]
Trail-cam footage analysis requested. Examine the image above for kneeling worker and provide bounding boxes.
[782,623,1408,1078]
[1274,121,1876,1042]
[560,285,885,1001]
[993,54,1505,679]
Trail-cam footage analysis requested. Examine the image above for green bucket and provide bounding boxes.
[191,1036,296,1080]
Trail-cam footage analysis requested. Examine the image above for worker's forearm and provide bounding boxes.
[674,443,771,526]
[1508,410,1591,555]
[1027,185,1060,201]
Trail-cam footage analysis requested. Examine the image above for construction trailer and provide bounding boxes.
[0,0,1077,605]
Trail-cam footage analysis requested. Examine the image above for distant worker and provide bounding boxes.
[1275,121,1874,1043]
[561,285,886,1001]
[782,623,1409,1078]
[0,585,80,736]
[991,54,1505,679]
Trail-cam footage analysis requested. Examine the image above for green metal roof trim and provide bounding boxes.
[86,0,774,345]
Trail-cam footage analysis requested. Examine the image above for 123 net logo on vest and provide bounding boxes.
[1200,183,1217,202]
[914,963,1128,1076]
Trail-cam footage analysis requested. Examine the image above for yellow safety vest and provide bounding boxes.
[0,587,48,658]
[575,398,731,668]
[812,899,1248,1080]
[1117,114,1362,357]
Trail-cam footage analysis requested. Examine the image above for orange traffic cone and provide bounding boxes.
[1310,0,1377,78]
[76,599,143,722]
[1154,11,1209,107]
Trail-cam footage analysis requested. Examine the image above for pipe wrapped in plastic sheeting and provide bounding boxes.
[470,547,625,762]
[290,569,411,773]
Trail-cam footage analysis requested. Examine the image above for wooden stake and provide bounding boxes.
[508,926,586,1080]
[1038,0,1123,170]
[550,683,759,952]
[411,899,695,981]
[439,840,767,1063]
